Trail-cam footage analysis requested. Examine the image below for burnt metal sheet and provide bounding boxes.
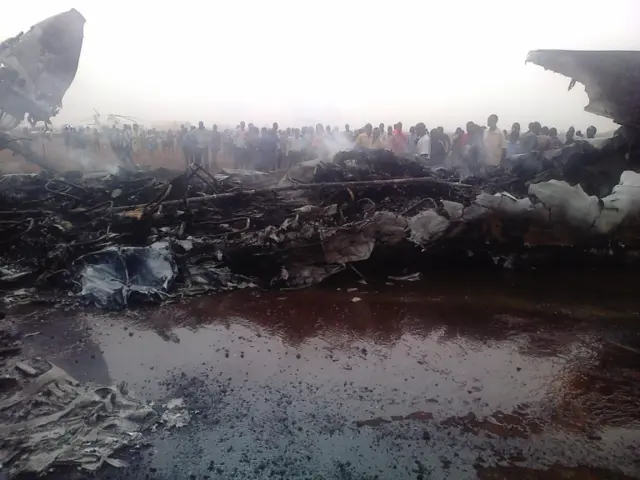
[0,9,85,127]
[526,50,640,126]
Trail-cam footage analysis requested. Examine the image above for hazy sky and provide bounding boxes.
[1,0,639,130]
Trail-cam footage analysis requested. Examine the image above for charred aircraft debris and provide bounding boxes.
[1,132,640,309]
[0,34,638,308]
[0,9,85,171]
[0,15,638,477]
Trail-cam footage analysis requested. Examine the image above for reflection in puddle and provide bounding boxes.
[11,274,640,479]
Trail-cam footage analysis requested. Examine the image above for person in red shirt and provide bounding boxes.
[390,122,408,154]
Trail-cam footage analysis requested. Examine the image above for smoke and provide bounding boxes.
[69,145,120,174]
[323,132,355,157]
[33,132,121,174]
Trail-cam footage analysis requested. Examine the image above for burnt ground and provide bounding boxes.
[5,271,640,480]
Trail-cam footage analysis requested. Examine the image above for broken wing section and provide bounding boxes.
[526,50,640,126]
[0,9,85,129]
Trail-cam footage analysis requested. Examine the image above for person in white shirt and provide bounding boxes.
[233,121,248,168]
[483,114,507,166]
[415,122,431,156]
[378,123,387,145]
[288,128,305,153]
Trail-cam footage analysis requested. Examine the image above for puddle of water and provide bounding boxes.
[8,273,640,479]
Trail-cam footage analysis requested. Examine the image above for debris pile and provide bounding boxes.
[1,133,640,308]
[0,361,155,476]
[0,314,191,478]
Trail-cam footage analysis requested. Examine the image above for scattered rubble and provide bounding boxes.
[0,313,190,478]
[1,132,640,308]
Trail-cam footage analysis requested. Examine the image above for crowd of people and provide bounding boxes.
[58,116,601,173]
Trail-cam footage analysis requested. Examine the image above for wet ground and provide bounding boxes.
[6,271,640,479]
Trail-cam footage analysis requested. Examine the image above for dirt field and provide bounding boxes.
[0,137,233,173]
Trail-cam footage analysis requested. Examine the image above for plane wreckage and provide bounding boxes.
[0,48,639,309]
[0,9,85,170]
[526,49,640,127]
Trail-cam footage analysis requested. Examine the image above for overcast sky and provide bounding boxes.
[1,0,639,131]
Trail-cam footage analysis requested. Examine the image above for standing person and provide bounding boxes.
[258,126,278,171]
[377,123,387,147]
[483,114,507,166]
[63,125,72,151]
[131,124,142,161]
[462,122,483,168]
[191,121,210,168]
[92,128,101,152]
[147,128,159,159]
[430,128,447,164]
[586,125,597,139]
[508,122,521,154]
[287,128,305,167]
[549,127,563,149]
[247,126,261,169]
[343,124,354,143]
[521,122,540,152]
[437,126,451,153]
[177,125,188,164]
[391,122,408,154]
[564,126,576,145]
[120,124,135,168]
[415,122,431,156]
[371,127,385,148]
[233,121,248,168]
[312,123,327,159]
[451,127,466,155]
[534,122,552,151]
[355,123,374,149]
[222,129,233,163]
[271,122,282,169]
[303,125,314,144]
[210,124,221,171]
[182,127,195,168]
[407,126,417,153]
[278,128,289,169]
[383,126,392,149]
[109,124,120,156]
[164,129,175,153]
[448,127,467,169]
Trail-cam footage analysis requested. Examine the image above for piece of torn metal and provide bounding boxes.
[73,242,176,309]
[0,361,157,478]
[526,50,640,125]
[0,9,85,127]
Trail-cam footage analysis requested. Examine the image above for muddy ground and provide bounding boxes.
[0,137,230,173]
[6,271,640,479]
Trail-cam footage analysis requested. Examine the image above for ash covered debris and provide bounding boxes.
[1,129,640,309]
[0,313,191,478]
